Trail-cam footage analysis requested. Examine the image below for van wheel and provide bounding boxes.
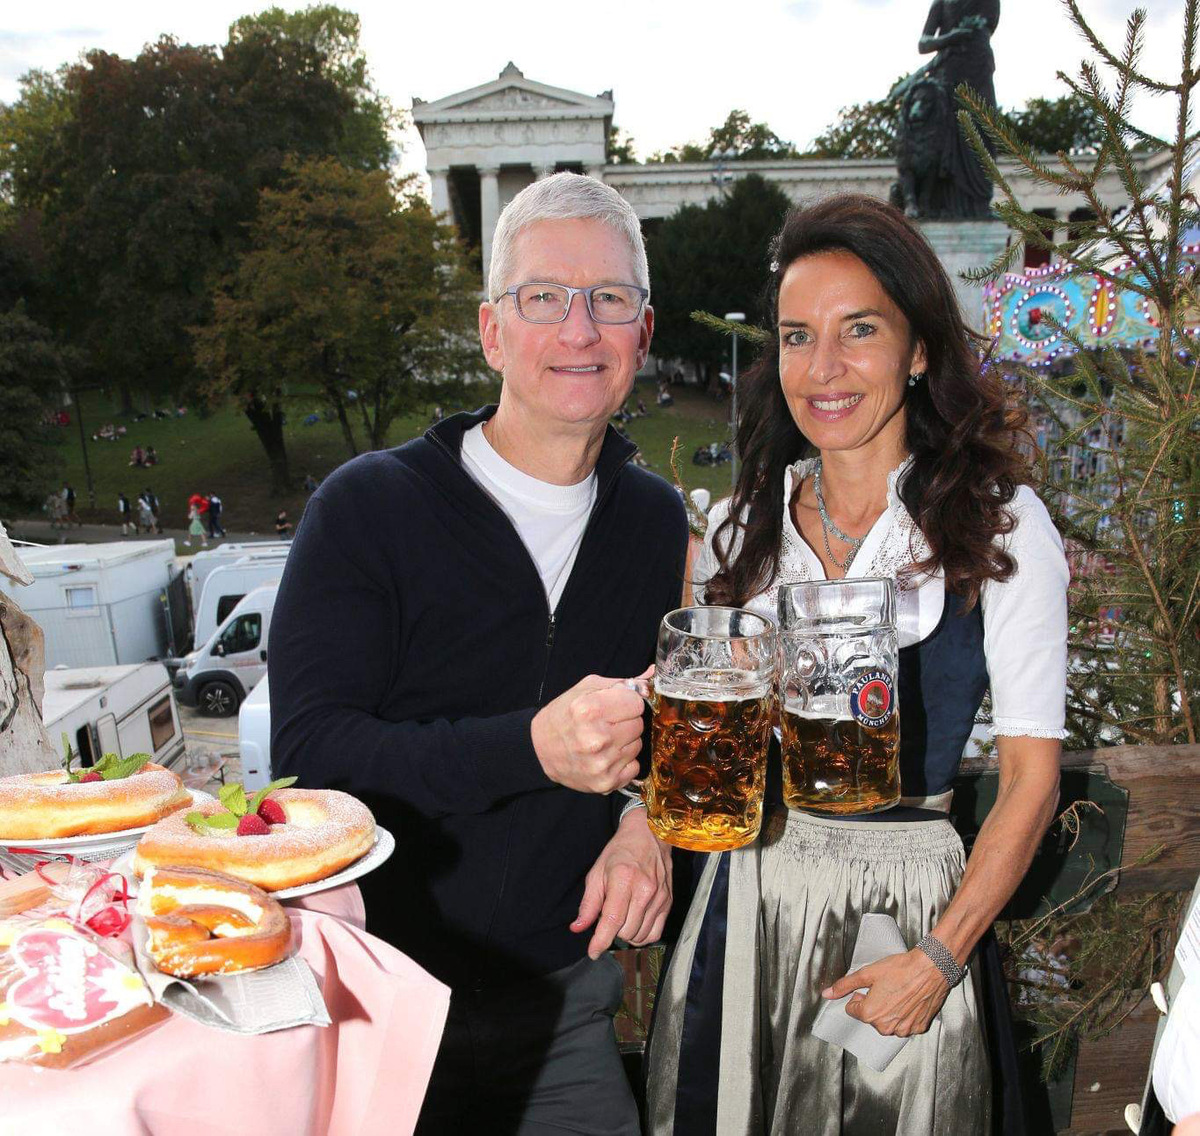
[198,681,239,718]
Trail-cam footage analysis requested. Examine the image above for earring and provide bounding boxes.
[907,372,925,387]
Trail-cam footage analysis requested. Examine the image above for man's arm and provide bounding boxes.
[270,490,646,818]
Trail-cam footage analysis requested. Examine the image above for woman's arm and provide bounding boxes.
[825,736,1060,1036]
[931,736,1060,962]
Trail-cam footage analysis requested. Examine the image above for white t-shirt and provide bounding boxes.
[695,456,1069,739]
[460,423,597,611]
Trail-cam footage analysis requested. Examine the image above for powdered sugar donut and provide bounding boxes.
[0,764,191,839]
[132,788,376,891]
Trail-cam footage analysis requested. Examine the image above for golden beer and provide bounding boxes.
[644,682,772,851]
[780,704,901,815]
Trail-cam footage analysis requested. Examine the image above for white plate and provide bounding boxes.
[110,825,395,900]
[0,790,216,867]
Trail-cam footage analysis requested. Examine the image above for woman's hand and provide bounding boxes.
[822,948,951,1038]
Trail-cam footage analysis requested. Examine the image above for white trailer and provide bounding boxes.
[186,542,291,612]
[42,662,186,771]
[16,541,183,668]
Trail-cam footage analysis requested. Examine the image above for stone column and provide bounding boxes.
[535,163,556,181]
[586,164,606,182]
[479,166,501,288]
[428,167,451,220]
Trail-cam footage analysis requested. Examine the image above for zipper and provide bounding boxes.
[427,422,635,706]
[536,614,557,703]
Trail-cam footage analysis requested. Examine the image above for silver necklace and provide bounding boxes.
[813,461,866,571]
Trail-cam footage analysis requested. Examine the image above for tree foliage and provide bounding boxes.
[804,88,1110,160]
[194,158,480,483]
[958,0,1200,746]
[0,305,68,513]
[1008,94,1107,155]
[228,6,396,171]
[0,10,392,410]
[607,125,637,164]
[804,87,903,160]
[646,174,791,382]
[648,109,801,163]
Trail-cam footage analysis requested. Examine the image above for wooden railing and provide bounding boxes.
[958,744,1200,1134]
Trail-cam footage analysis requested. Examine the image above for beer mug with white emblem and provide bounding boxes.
[777,578,900,815]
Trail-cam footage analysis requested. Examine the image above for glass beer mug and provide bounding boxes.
[777,579,900,815]
[623,606,776,851]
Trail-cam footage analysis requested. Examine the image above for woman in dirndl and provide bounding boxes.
[646,194,1067,1136]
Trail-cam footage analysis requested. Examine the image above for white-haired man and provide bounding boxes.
[271,173,687,1132]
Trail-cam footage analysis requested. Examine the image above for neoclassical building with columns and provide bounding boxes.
[413,63,1172,316]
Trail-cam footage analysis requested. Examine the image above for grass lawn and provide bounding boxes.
[30,381,737,533]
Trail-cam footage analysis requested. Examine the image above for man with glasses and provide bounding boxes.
[270,173,687,1133]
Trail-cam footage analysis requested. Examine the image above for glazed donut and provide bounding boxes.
[133,788,375,891]
[137,866,293,977]
[0,763,191,839]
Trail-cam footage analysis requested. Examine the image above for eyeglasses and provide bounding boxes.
[499,282,649,325]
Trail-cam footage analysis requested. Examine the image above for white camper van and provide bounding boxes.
[175,584,277,717]
[17,541,184,668]
[187,542,290,610]
[42,663,186,770]
[192,558,287,649]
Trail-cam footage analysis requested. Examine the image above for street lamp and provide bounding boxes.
[725,311,746,487]
[710,147,737,196]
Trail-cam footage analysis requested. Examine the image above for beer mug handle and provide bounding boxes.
[616,674,653,801]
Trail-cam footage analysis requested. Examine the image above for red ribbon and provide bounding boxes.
[5,849,132,937]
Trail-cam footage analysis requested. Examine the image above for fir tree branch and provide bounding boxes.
[1062,0,1177,95]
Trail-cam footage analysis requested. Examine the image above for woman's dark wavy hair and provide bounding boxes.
[704,193,1029,609]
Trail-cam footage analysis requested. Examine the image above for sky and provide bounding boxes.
[0,0,1188,176]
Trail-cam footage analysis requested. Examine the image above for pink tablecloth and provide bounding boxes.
[0,882,450,1135]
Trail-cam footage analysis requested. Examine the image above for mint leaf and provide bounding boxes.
[100,754,150,780]
[185,811,210,833]
[200,812,239,830]
[218,783,248,817]
[247,776,298,817]
[62,733,80,782]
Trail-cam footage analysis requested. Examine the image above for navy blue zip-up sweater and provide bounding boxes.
[269,407,688,986]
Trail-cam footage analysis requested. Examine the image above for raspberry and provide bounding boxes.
[236,813,270,836]
[80,771,103,783]
[256,798,287,825]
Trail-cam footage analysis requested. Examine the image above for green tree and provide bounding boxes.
[959,0,1200,746]
[804,88,1110,160]
[646,174,791,384]
[0,305,68,513]
[0,67,73,208]
[607,125,637,164]
[0,12,392,412]
[1008,94,1107,155]
[805,88,903,159]
[649,109,800,163]
[228,5,396,171]
[194,158,480,487]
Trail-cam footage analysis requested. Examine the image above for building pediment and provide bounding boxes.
[413,63,613,125]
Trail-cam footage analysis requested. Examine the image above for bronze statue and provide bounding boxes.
[891,0,1000,220]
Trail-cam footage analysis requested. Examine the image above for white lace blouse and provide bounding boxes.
[695,457,1069,740]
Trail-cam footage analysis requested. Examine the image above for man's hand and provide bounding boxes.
[571,808,672,960]
[822,948,952,1037]
[531,669,650,793]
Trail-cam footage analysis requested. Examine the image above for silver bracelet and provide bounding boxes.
[618,797,647,823]
[917,933,965,988]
